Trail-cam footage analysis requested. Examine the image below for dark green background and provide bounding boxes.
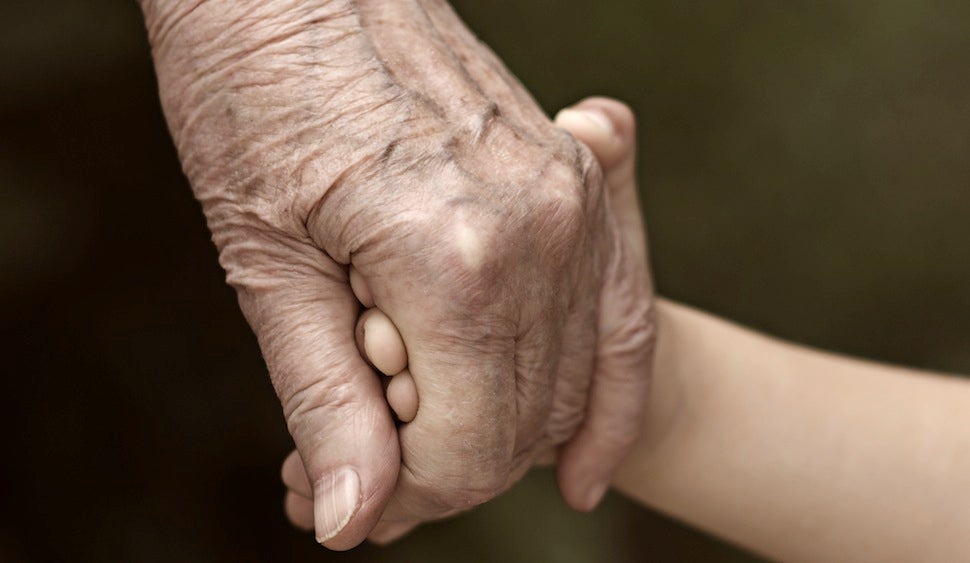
[1,0,967,561]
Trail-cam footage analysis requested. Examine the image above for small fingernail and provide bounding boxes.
[580,109,614,136]
[556,109,621,154]
[584,481,609,511]
[557,108,614,135]
[314,466,361,544]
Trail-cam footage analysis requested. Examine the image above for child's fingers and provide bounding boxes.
[349,266,375,308]
[352,307,419,422]
[281,449,312,499]
[555,105,624,169]
[355,308,408,376]
[387,370,419,422]
[285,490,316,531]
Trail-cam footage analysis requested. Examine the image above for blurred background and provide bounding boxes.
[2,0,968,560]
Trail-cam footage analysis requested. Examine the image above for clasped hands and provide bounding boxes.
[141,0,654,550]
[281,96,654,547]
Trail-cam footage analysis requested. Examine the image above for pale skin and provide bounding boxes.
[284,100,970,559]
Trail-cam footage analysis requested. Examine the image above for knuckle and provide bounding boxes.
[433,212,500,285]
[537,185,586,239]
[521,175,589,275]
[392,212,500,313]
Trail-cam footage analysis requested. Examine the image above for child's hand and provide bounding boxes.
[280,96,648,539]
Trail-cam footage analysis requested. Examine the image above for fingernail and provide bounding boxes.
[579,109,614,136]
[584,481,609,511]
[314,466,361,544]
[555,108,619,151]
[558,108,613,135]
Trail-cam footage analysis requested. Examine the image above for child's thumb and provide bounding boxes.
[554,98,647,266]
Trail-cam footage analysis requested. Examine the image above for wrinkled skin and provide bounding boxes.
[141,0,655,550]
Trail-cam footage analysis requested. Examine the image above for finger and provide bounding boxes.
[374,298,564,525]
[349,266,375,308]
[554,99,656,511]
[354,308,408,376]
[557,243,654,511]
[543,301,596,446]
[513,309,571,459]
[281,450,312,499]
[555,97,647,264]
[237,252,399,550]
[285,491,316,531]
[352,307,418,422]
[373,287,518,523]
[387,370,418,423]
[318,177,542,525]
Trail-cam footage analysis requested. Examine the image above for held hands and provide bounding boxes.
[142,0,653,549]
[281,97,653,543]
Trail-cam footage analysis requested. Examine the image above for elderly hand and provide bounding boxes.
[141,0,654,549]
[282,96,655,543]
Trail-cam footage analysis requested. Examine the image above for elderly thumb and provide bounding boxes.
[237,266,399,550]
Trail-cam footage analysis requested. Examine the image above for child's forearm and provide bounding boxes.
[614,299,970,561]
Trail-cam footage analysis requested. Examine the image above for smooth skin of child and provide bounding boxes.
[282,98,970,561]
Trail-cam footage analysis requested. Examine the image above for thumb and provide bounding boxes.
[555,97,646,263]
[554,98,656,511]
[234,247,399,550]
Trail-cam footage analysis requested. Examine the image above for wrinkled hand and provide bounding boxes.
[141,0,655,549]
[282,96,656,543]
